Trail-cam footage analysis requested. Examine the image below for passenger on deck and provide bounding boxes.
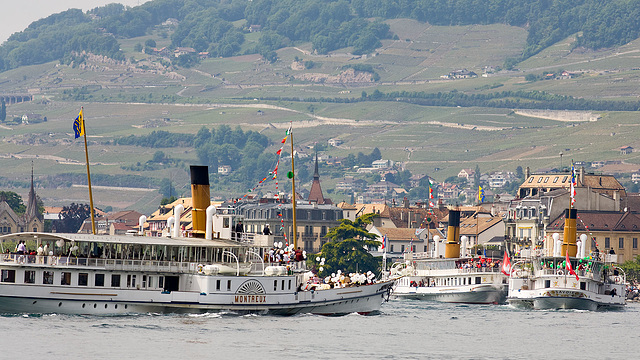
[37,244,44,264]
[263,224,271,235]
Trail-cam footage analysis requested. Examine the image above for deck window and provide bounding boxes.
[24,270,35,284]
[273,280,277,291]
[61,272,71,285]
[545,280,551,288]
[127,275,136,288]
[475,276,481,284]
[43,271,53,284]
[111,274,121,287]
[216,279,221,291]
[159,276,164,289]
[227,279,231,291]
[95,274,105,287]
[1,269,15,283]
[78,273,88,286]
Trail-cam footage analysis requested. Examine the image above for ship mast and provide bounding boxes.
[289,124,298,250]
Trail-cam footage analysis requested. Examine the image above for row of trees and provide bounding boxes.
[259,88,640,112]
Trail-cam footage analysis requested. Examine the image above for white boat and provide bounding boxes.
[391,255,507,304]
[507,208,626,311]
[391,209,507,304]
[0,165,393,315]
[507,255,626,311]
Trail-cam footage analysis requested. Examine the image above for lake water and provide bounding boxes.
[2,299,638,359]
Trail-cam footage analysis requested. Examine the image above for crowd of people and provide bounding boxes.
[264,244,305,265]
[455,257,502,271]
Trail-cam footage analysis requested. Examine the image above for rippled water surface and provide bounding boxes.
[2,300,639,359]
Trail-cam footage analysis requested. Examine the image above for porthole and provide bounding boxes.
[94,304,97,308]
[58,302,62,307]
[115,304,118,309]
[105,304,108,309]
[82,304,86,308]
[32,301,37,305]
[125,304,128,309]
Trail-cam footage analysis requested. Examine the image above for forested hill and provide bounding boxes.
[2,0,640,72]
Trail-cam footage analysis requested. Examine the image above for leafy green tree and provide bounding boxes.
[0,191,26,215]
[160,196,177,205]
[309,213,381,277]
[144,39,156,48]
[54,203,91,233]
[0,99,6,121]
[619,257,640,282]
[152,151,167,163]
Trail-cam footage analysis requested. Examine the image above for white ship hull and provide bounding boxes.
[0,284,392,315]
[0,272,393,316]
[394,283,506,304]
[507,287,625,311]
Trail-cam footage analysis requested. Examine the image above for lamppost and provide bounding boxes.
[559,151,563,171]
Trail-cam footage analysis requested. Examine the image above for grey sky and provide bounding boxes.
[0,1,149,44]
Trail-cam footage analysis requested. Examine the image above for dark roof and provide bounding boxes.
[546,210,640,232]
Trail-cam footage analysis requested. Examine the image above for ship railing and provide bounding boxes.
[536,268,596,278]
[418,266,502,274]
[0,254,226,274]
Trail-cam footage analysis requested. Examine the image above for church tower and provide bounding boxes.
[24,163,44,232]
[308,152,331,204]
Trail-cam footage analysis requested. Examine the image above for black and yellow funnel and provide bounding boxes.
[562,208,577,257]
[190,165,210,238]
[445,209,461,258]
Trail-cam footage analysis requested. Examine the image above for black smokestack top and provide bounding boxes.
[565,208,577,219]
[190,165,209,186]
[448,210,460,228]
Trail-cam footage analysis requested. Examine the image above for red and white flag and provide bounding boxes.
[501,251,511,276]
[566,250,579,281]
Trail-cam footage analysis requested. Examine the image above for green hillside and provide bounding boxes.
[2,3,640,213]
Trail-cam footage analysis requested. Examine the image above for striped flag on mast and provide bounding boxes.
[570,161,577,206]
[428,180,435,208]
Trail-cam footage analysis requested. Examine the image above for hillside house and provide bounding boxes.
[457,168,474,180]
[621,146,633,155]
[218,165,231,175]
[372,159,393,169]
[174,47,196,57]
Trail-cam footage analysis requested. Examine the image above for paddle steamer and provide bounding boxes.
[0,166,393,315]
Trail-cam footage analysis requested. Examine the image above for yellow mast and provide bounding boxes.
[290,124,298,249]
[80,107,96,235]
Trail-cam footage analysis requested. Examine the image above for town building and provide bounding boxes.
[545,210,640,263]
[0,170,43,235]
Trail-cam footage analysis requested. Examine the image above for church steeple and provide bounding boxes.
[313,152,320,180]
[25,161,41,221]
[308,151,329,205]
